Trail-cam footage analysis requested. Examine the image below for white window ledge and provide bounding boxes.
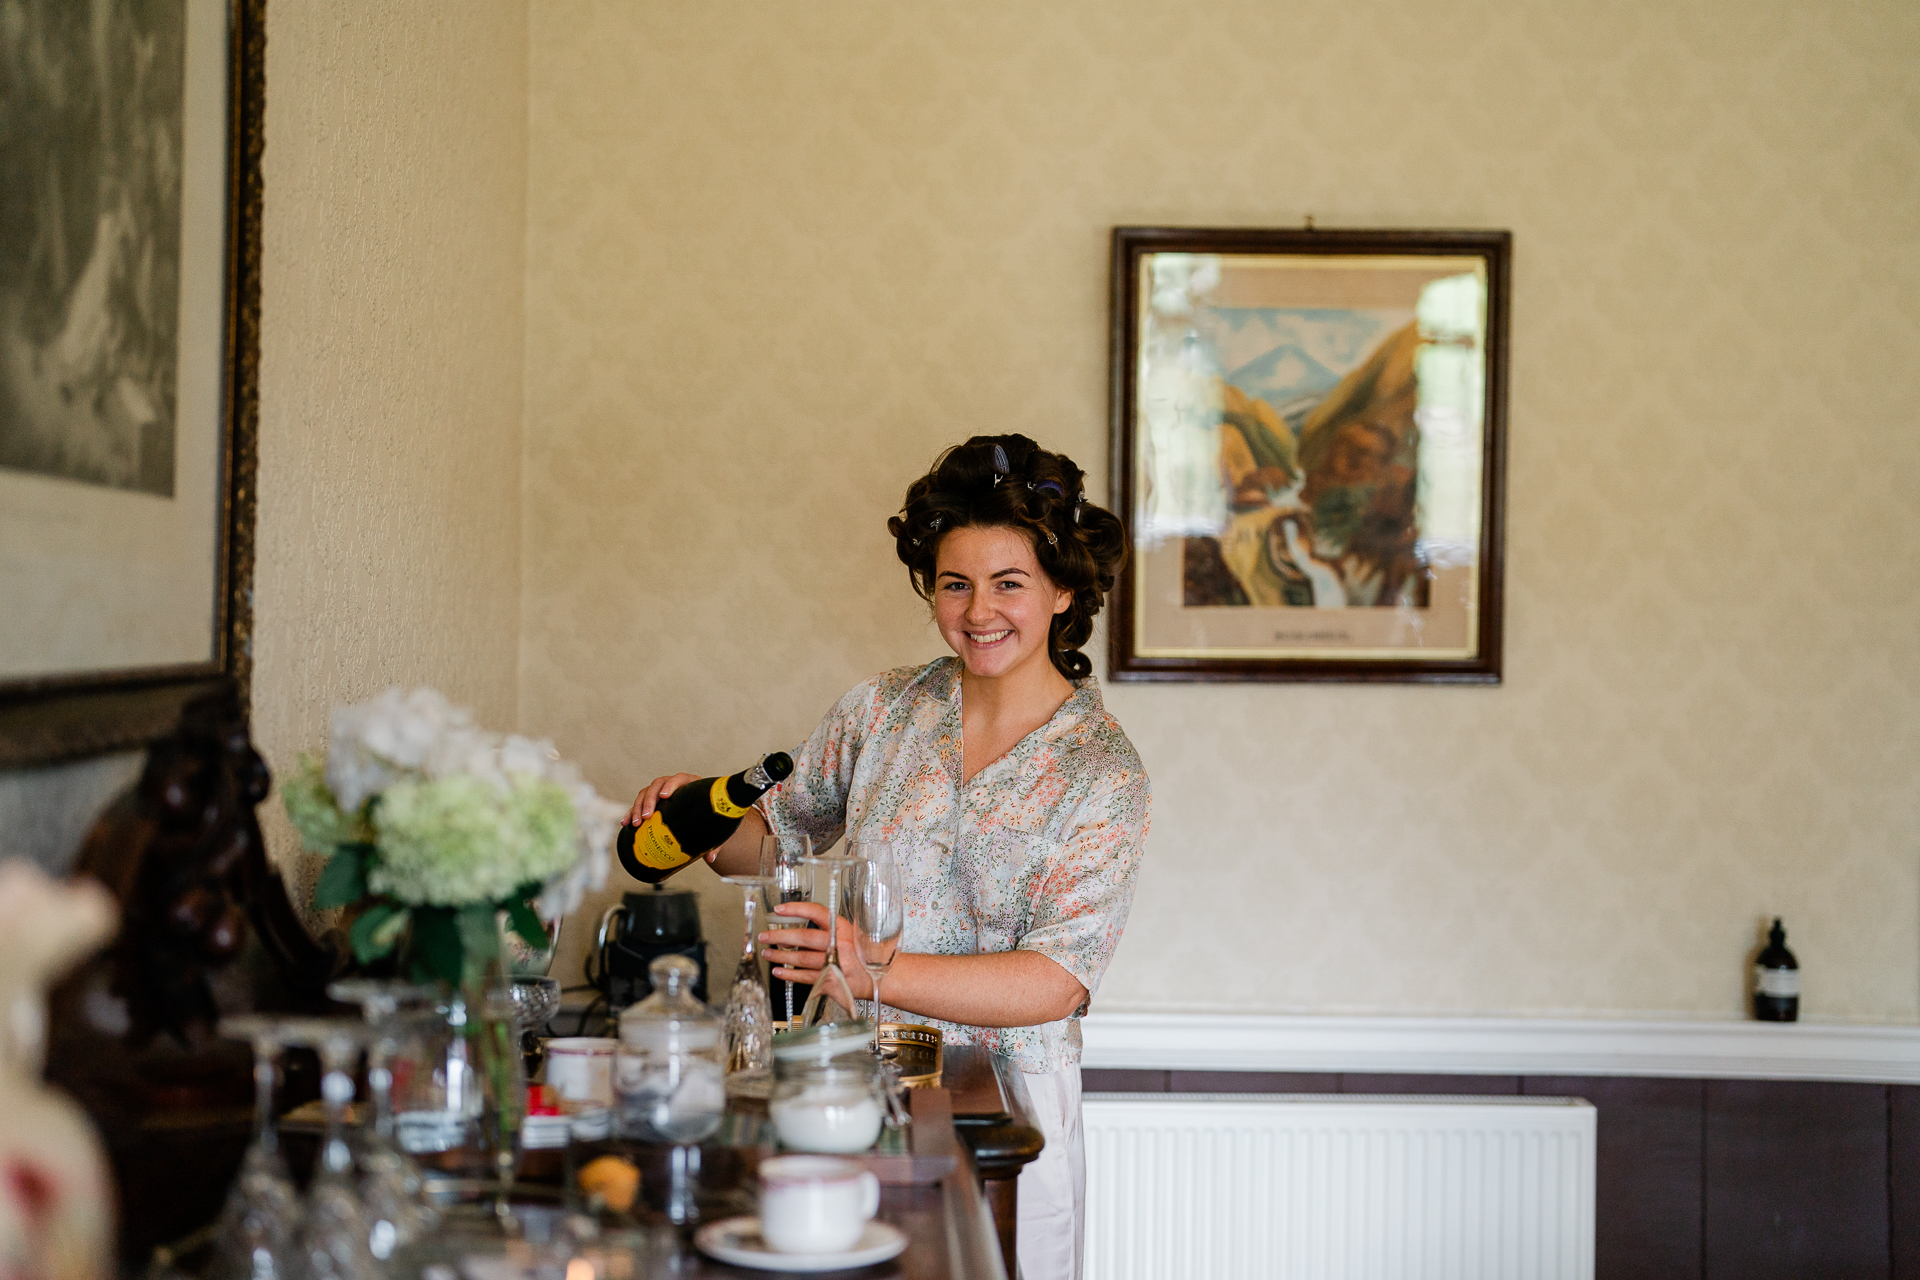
[1080,1012,1920,1085]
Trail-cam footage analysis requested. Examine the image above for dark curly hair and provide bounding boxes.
[887,434,1129,680]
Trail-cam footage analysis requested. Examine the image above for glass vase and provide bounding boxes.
[390,924,527,1200]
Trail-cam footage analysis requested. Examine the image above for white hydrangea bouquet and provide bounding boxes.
[282,688,623,987]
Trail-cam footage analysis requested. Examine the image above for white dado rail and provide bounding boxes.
[1080,1012,1920,1085]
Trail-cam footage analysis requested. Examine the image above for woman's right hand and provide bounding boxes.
[628,773,700,827]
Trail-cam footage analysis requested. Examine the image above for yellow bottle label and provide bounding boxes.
[631,814,690,871]
[710,775,748,819]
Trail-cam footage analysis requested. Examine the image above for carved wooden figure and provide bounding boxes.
[45,684,341,1265]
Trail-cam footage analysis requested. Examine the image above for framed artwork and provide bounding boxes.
[1108,226,1510,683]
[0,0,263,765]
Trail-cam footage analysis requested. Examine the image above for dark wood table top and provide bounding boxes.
[941,1044,1046,1176]
[429,1082,1007,1279]
[579,1051,1030,1277]
[620,1047,1038,1277]
[286,1047,1036,1278]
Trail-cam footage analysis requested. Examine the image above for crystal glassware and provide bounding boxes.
[760,833,812,1027]
[505,913,564,977]
[327,980,441,1258]
[273,1018,382,1280]
[849,843,904,1028]
[718,874,776,1095]
[796,852,859,1027]
[614,955,725,1145]
[508,975,563,1056]
[213,1015,304,1280]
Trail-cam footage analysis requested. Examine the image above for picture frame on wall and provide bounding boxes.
[0,0,264,765]
[1108,226,1510,684]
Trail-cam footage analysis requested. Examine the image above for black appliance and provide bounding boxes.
[591,886,708,1009]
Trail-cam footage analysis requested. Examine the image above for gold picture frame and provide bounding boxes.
[0,0,263,763]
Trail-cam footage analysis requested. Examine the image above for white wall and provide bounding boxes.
[233,1,1919,1025]
[520,0,1920,1022]
[253,0,531,905]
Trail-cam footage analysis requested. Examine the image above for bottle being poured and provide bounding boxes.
[617,752,794,884]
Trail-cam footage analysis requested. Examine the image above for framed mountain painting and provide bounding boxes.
[1108,226,1510,683]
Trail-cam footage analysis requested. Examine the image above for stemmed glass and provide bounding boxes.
[214,1016,303,1280]
[276,1018,383,1280]
[507,976,562,1040]
[849,843,904,1027]
[718,874,776,1094]
[761,833,811,1026]
[327,980,441,1258]
[796,850,860,1027]
[507,975,563,1080]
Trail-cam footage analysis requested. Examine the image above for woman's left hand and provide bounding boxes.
[760,901,873,998]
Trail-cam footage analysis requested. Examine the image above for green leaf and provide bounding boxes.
[314,843,372,909]
[504,896,549,953]
[407,906,464,987]
[348,903,406,964]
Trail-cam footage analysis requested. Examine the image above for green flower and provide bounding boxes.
[506,779,580,886]
[282,753,365,853]
[370,775,581,908]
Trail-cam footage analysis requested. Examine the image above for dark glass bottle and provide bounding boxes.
[617,753,794,885]
[1752,917,1799,1022]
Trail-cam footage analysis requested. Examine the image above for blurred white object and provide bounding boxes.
[615,957,724,1144]
[0,859,117,1280]
[544,1038,615,1107]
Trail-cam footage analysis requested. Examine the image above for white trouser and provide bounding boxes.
[1015,1066,1083,1280]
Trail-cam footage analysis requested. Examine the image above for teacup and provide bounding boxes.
[543,1036,615,1106]
[759,1155,880,1254]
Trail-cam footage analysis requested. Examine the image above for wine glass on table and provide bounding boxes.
[328,980,442,1257]
[213,1015,304,1280]
[507,975,563,1078]
[718,872,776,1095]
[275,1017,383,1280]
[849,842,904,1028]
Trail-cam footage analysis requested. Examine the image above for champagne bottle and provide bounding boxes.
[617,753,794,885]
[1752,917,1799,1022]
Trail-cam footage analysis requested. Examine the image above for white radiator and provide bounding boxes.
[1082,1094,1595,1280]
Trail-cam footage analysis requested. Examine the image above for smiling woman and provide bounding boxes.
[892,436,1129,683]
[932,525,1072,710]
[627,435,1149,1280]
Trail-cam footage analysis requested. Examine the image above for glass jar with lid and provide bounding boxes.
[767,1021,887,1153]
[614,955,724,1144]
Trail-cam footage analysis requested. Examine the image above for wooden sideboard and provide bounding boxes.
[943,1045,1047,1272]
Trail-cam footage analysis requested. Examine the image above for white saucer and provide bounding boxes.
[692,1216,907,1272]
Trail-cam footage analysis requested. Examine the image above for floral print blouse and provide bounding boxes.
[757,657,1152,1074]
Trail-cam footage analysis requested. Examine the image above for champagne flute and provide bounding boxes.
[849,843,904,1027]
[214,1016,303,1280]
[274,1018,382,1280]
[795,851,859,1027]
[760,833,812,1026]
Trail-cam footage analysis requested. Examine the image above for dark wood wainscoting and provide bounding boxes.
[1083,1069,1920,1280]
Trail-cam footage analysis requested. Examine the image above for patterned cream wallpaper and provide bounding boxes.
[254,0,530,904]
[520,0,1920,1021]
